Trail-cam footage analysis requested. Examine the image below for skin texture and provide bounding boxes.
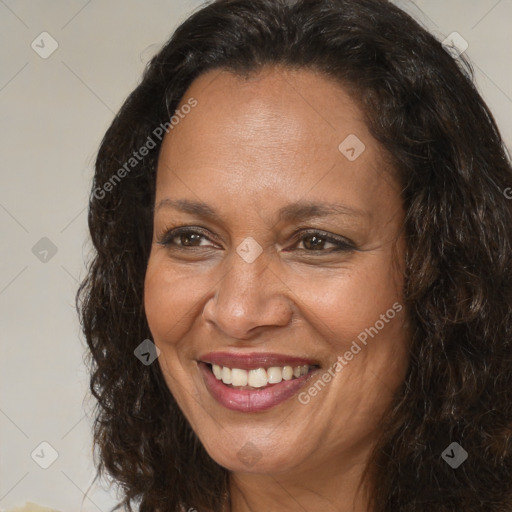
[144,67,411,512]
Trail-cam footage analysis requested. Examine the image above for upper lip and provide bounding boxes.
[199,351,321,370]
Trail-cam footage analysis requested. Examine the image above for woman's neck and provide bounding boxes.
[226,447,372,512]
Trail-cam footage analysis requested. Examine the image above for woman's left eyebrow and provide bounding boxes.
[276,201,367,222]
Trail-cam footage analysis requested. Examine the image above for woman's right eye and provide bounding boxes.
[158,227,219,249]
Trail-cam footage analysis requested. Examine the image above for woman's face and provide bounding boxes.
[144,67,410,477]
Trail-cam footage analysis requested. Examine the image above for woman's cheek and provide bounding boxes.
[285,262,398,342]
[144,257,213,343]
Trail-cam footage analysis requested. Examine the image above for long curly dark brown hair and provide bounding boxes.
[77,0,512,510]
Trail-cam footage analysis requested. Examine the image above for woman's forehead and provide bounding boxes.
[155,67,401,229]
[173,67,368,139]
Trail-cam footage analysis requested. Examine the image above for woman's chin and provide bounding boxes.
[201,436,306,474]
[211,450,299,474]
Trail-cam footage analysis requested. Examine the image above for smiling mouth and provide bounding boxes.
[205,362,320,390]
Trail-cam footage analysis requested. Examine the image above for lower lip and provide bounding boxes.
[198,361,318,412]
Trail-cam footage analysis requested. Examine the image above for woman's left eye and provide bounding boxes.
[289,231,354,252]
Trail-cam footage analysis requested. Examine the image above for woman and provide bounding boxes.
[77,0,512,510]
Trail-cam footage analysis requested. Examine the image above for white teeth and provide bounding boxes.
[212,364,223,380]
[248,368,268,387]
[221,366,232,384]
[267,367,283,384]
[210,363,313,388]
[282,366,294,380]
[231,368,248,387]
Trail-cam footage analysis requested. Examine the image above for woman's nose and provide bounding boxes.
[201,245,293,340]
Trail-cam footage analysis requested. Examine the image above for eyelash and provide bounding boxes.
[157,226,355,253]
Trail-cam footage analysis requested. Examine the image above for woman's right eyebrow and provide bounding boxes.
[154,198,222,221]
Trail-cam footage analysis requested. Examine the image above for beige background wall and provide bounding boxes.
[1,1,510,510]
